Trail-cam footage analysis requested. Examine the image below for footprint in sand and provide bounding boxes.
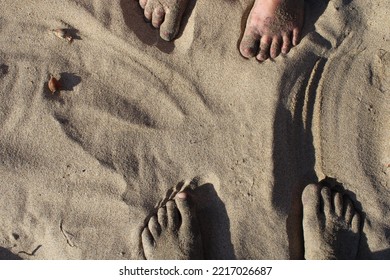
[141,190,203,259]
[302,183,361,260]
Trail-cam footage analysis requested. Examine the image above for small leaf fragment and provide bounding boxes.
[48,75,61,94]
[51,28,74,44]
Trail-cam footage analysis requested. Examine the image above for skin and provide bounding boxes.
[141,183,361,260]
[239,0,304,62]
[138,0,304,61]
[302,184,361,260]
[141,191,203,259]
[138,0,190,41]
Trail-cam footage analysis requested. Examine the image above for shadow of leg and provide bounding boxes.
[0,247,22,260]
[189,181,236,260]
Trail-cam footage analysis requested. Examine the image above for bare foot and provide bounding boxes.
[138,0,190,41]
[302,184,361,260]
[239,0,304,62]
[141,191,203,259]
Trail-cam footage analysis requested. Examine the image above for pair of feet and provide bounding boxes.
[141,183,361,259]
[138,0,304,62]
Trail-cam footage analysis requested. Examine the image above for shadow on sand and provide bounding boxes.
[193,182,236,259]
[0,247,22,260]
[272,0,330,259]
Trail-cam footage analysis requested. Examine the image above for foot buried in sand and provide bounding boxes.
[141,191,203,259]
[240,0,304,62]
[138,0,190,41]
[302,184,361,260]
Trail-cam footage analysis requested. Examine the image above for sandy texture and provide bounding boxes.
[0,0,389,259]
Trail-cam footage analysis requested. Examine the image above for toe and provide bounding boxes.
[148,215,161,240]
[144,4,153,21]
[256,36,272,62]
[239,28,260,58]
[139,0,147,9]
[343,197,355,224]
[175,191,189,201]
[351,212,361,234]
[157,206,168,229]
[175,191,202,258]
[292,27,301,46]
[333,192,343,217]
[175,192,196,227]
[152,5,165,28]
[302,184,321,215]
[141,227,154,258]
[320,187,332,214]
[281,32,292,54]
[270,36,282,59]
[166,200,180,230]
[160,7,183,41]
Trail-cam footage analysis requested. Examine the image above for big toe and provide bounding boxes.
[175,192,196,227]
[175,191,202,258]
[176,191,201,238]
[160,7,184,41]
[239,29,260,58]
[302,184,322,218]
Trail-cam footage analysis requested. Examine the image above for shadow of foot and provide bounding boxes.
[0,247,23,260]
[188,178,236,260]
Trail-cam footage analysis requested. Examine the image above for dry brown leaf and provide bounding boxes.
[48,75,61,94]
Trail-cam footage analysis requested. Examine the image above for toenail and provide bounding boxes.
[176,192,187,200]
[162,31,174,40]
[243,47,251,54]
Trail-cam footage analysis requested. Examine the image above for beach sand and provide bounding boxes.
[0,0,389,259]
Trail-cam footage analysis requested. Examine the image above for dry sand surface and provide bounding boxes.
[0,0,389,259]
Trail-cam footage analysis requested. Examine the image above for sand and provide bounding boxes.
[0,0,389,260]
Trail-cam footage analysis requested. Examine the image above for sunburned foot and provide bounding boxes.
[240,0,304,62]
[302,184,361,260]
[141,191,203,259]
[138,0,190,41]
